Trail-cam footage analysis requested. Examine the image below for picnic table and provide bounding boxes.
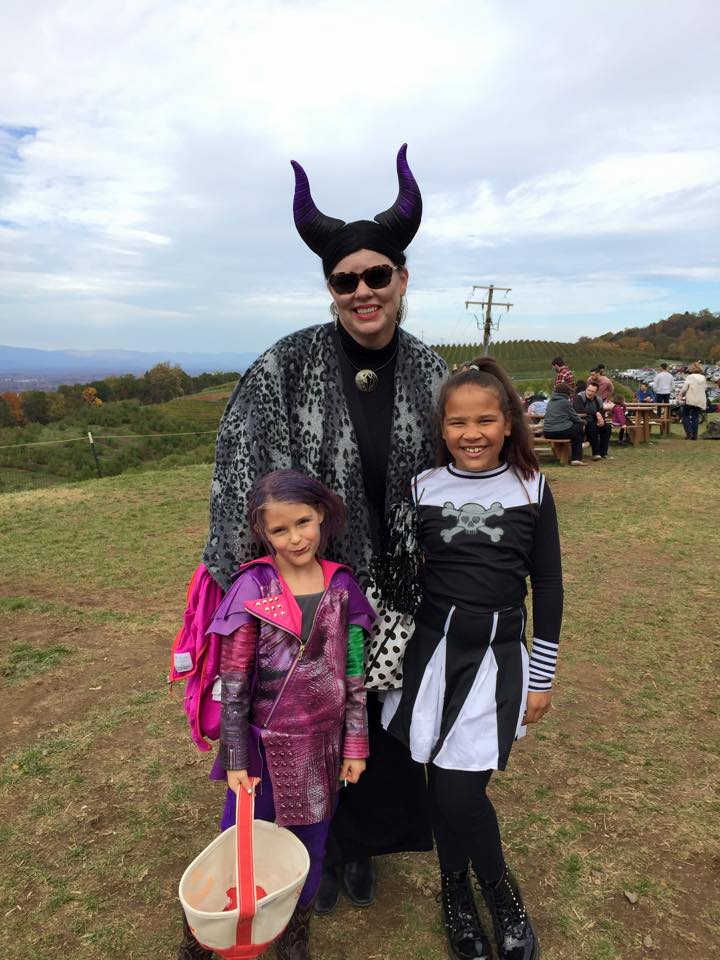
[525,414,571,464]
[625,403,671,445]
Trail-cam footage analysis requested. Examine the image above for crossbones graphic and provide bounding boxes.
[440,500,505,543]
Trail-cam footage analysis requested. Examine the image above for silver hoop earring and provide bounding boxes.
[329,302,339,329]
[396,295,408,325]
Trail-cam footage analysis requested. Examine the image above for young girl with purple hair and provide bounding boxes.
[205,469,376,960]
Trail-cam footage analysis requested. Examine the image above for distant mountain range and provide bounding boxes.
[0,344,258,382]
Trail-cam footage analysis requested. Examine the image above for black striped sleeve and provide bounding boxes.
[528,480,563,690]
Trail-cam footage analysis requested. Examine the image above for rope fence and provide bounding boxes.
[0,429,219,488]
[0,430,217,450]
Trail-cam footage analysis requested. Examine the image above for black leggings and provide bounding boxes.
[427,765,505,883]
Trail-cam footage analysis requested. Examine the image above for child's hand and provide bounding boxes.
[339,758,366,784]
[523,691,552,725]
[227,769,255,795]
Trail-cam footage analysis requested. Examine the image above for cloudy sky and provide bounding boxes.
[1,0,719,354]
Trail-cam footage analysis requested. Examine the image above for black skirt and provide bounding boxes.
[382,594,529,772]
[325,692,433,863]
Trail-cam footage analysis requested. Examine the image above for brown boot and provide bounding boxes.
[275,899,315,960]
[178,910,215,960]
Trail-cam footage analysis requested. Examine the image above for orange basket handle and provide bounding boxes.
[235,777,260,930]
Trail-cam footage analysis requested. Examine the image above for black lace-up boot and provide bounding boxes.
[477,869,539,960]
[438,871,493,960]
[275,898,315,960]
[177,911,215,960]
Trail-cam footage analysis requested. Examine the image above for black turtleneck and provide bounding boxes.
[331,321,398,550]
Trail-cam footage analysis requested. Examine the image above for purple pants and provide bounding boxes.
[219,754,331,908]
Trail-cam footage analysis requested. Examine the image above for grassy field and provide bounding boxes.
[1,425,718,959]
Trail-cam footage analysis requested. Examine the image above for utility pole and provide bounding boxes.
[465,284,513,356]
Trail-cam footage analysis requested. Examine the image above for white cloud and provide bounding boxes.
[0,0,719,352]
[424,150,720,242]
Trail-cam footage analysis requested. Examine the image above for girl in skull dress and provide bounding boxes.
[382,359,563,960]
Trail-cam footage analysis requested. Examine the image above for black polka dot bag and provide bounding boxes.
[365,496,423,691]
[363,586,415,690]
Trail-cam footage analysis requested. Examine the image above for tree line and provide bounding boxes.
[0,363,240,426]
[597,309,720,362]
[433,310,719,377]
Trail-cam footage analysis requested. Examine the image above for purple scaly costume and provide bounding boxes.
[210,557,375,906]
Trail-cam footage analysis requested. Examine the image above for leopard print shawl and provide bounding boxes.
[202,322,447,589]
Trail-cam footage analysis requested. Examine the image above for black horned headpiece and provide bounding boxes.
[291,144,422,276]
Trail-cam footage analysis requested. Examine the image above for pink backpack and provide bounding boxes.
[169,565,225,751]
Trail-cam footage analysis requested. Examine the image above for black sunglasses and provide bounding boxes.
[327,264,399,295]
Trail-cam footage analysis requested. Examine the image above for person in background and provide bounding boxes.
[678,362,708,440]
[591,364,614,402]
[551,356,575,393]
[574,381,612,461]
[652,363,674,412]
[527,394,548,416]
[543,382,587,465]
[635,382,655,403]
[610,393,629,444]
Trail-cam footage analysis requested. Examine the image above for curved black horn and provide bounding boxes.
[291,160,345,256]
[374,144,422,249]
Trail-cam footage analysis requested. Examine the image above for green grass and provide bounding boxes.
[158,386,232,421]
[0,595,168,626]
[0,466,68,491]
[0,464,212,599]
[0,428,718,958]
[1,640,74,682]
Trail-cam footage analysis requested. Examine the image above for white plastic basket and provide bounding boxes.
[179,780,310,959]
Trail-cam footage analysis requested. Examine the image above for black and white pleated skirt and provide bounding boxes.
[381,594,529,772]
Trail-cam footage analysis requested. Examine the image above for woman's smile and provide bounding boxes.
[328,248,408,349]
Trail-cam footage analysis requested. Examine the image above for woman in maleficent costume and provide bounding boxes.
[178,145,446,959]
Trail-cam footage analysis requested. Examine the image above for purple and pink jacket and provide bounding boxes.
[172,557,375,827]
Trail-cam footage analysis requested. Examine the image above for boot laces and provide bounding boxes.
[481,874,526,938]
[437,876,480,940]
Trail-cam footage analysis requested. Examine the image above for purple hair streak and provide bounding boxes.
[247,469,347,554]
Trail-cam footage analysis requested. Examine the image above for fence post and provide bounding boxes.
[87,431,102,478]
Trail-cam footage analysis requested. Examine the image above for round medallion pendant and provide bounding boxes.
[355,369,379,392]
